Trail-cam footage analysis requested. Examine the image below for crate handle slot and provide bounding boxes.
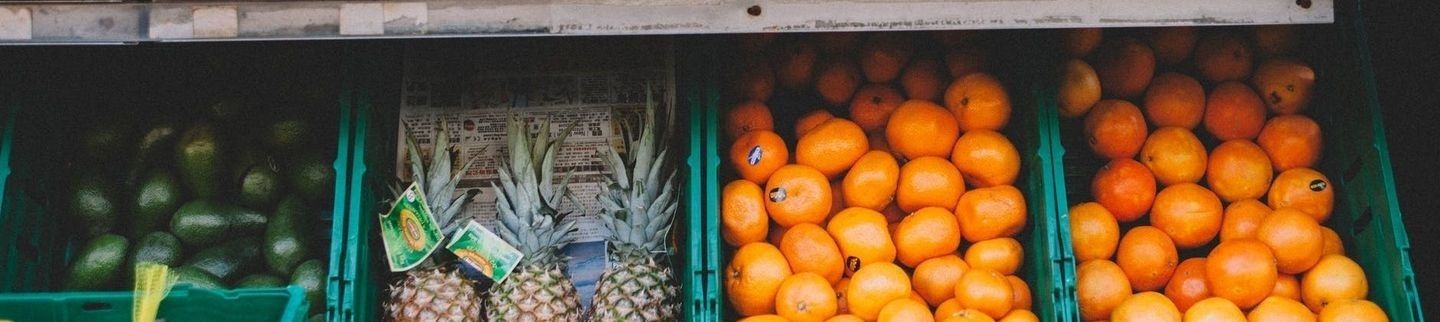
[1352,207,1373,235]
[81,301,113,311]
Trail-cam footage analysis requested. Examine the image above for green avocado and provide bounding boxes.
[130,169,184,236]
[176,122,228,199]
[239,163,285,211]
[123,121,182,188]
[234,274,287,288]
[173,265,226,289]
[63,234,129,291]
[170,200,267,247]
[287,153,335,204]
[264,195,312,275]
[291,259,327,314]
[184,237,262,283]
[128,231,182,268]
[69,174,119,237]
[264,115,314,153]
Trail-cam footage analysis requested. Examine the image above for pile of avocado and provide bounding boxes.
[59,108,335,317]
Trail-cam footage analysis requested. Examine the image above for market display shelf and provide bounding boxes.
[0,0,1331,44]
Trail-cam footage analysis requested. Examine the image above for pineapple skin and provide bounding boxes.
[385,267,483,322]
[589,255,679,322]
[486,264,582,322]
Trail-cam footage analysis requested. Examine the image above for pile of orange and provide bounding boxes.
[1061,26,1389,322]
[723,32,1040,322]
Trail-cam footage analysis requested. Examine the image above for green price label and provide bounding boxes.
[447,220,524,283]
[379,183,445,272]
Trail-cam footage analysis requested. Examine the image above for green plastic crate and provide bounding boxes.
[0,285,307,322]
[1051,3,1423,321]
[339,38,706,321]
[699,32,1077,321]
[0,44,353,322]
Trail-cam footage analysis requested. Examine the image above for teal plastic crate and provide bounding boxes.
[700,31,1076,321]
[1051,3,1422,321]
[0,285,307,322]
[0,44,352,322]
[339,38,705,321]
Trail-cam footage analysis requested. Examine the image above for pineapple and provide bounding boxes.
[383,121,485,322]
[589,88,681,321]
[486,115,584,321]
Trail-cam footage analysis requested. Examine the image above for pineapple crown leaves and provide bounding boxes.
[398,119,484,238]
[596,85,679,256]
[492,114,582,266]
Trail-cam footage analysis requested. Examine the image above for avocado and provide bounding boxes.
[128,231,182,267]
[235,274,287,288]
[265,195,312,275]
[176,121,228,199]
[291,259,326,314]
[80,121,132,162]
[130,170,184,236]
[264,115,314,153]
[239,163,285,210]
[123,121,182,188]
[185,237,262,283]
[173,265,226,289]
[287,153,335,204]
[63,234,129,291]
[69,174,119,236]
[170,200,267,247]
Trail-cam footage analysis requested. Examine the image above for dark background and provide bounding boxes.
[1365,1,1440,319]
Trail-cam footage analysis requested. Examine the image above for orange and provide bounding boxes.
[817,32,863,52]
[816,57,863,106]
[843,150,900,211]
[1247,296,1315,322]
[1301,255,1368,313]
[776,272,840,322]
[1112,292,1182,322]
[1144,72,1206,129]
[726,100,775,140]
[1320,227,1344,256]
[1116,226,1179,292]
[945,46,989,78]
[1318,299,1390,322]
[736,33,778,53]
[723,179,771,247]
[1092,158,1158,222]
[1085,100,1148,159]
[893,207,962,268]
[780,223,847,284]
[827,207,898,276]
[887,100,961,160]
[903,57,949,102]
[835,278,852,314]
[1205,239,1278,309]
[1204,82,1267,141]
[731,130,789,184]
[731,57,776,102]
[1069,202,1121,262]
[827,315,865,322]
[1207,140,1274,202]
[998,310,1039,322]
[950,130,1020,187]
[847,262,912,320]
[965,238,1023,275]
[1141,127,1208,186]
[941,310,997,322]
[1273,274,1302,301]
[934,298,963,320]
[897,157,966,213]
[1253,25,1299,58]
[1252,59,1316,115]
[1194,32,1254,83]
[796,109,837,138]
[1006,276,1032,311]
[1256,208,1324,274]
[1059,59,1103,118]
[1077,259,1133,321]
[1164,258,1211,312]
[738,314,789,322]
[1150,183,1223,249]
[797,118,870,179]
[1267,168,1334,222]
[1148,27,1198,65]
[878,298,934,322]
[913,255,969,306]
[765,165,833,227]
[945,73,1012,132]
[954,268,1014,319]
[910,290,926,304]
[1257,115,1323,172]
[775,40,819,90]
[851,84,906,133]
[955,185,1027,242]
[1219,199,1272,242]
[1184,297,1246,322]
[1061,28,1103,58]
[1094,37,1157,99]
[860,35,915,83]
[727,243,794,316]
